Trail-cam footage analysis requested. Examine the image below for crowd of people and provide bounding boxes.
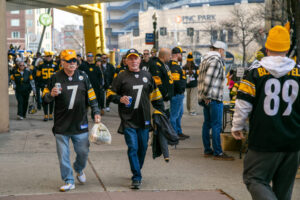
[6,25,300,200]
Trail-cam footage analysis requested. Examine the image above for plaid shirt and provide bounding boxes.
[198,51,225,102]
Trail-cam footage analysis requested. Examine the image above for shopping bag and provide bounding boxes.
[89,123,111,144]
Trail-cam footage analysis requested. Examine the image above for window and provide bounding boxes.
[228,29,233,43]
[196,30,200,44]
[11,19,20,26]
[211,30,218,43]
[26,20,33,27]
[11,31,20,38]
[11,10,20,14]
[26,9,33,14]
[220,30,226,42]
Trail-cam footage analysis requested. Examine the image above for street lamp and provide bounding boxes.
[152,12,157,50]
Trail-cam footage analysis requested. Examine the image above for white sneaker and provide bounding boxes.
[189,112,197,116]
[17,115,24,120]
[106,107,110,112]
[59,183,75,192]
[77,171,86,184]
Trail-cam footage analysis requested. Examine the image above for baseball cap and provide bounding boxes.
[125,49,140,58]
[211,41,227,51]
[60,49,76,61]
[172,46,186,54]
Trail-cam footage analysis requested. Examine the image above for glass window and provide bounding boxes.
[11,10,20,14]
[11,19,20,26]
[211,30,218,43]
[26,20,33,27]
[220,30,226,42]
[228,29,233,43]
[11,32,20,38]
[26,9,33,14]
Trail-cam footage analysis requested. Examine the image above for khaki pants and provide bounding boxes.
[186,87,198,113]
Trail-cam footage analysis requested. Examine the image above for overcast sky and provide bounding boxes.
[53,9,83,31]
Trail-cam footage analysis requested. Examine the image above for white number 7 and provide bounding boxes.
[133,85,143,109]
[67,85,78,109]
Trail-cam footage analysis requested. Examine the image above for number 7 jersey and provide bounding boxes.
[237,64,300,152]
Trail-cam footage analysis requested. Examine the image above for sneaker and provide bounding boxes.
[76,171,86,184]
[59,183,75,192]
[178,134,186,140]
[43,115,48,121]
[190,112,197,116]
[17,115,24,120]
[164,158,169,163]
[49,114,53,120]
[131,180,141,190]
[180,133,190,139]
[204,152,214,157]
[213,153,235,161]
[106,107,110,112]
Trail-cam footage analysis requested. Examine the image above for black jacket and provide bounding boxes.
[152,112,179,159]
[102,63,115,89]
[183,63,199,88]
[169,60,186,95]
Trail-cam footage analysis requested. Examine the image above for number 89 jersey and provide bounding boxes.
[237,65,300,152]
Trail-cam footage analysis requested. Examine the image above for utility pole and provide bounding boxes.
[37,8,51,53]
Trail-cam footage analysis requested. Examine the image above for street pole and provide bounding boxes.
[37,8,51,53]
[152,12,157,50]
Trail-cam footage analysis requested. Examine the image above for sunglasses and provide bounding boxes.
[46,55,52,57]
[65,58,77,63]
[143,53,149,55]
[87,55,94,57]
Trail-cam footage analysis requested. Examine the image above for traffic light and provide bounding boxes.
[187,27,194,36]
[160,27,167,36]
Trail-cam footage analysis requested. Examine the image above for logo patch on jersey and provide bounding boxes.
[80,124,88,129]
[89,68,93,71]
[135,74,139,78]
[68,77,73,81]
[79,76,83,80]
[143,77,148,83]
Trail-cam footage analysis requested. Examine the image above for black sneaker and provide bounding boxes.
[213,153,235,161]
[178,134,186,140]
[131,180,141,190]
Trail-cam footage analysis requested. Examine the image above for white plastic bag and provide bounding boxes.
[89,123,111,144]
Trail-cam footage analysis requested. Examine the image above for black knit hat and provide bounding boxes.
[187,52,193,61]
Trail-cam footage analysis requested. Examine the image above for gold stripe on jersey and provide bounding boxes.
[153,76,162,85]
[42,88,50,98]
[36,70,41,77]
[10,75,15,81]
[106,89,116,99]
[153,109,163,115]
[242,79,255,88]
[238,80,256,97]
[88,88,96,100]
[149,88,162,101]
[171,73,180,81]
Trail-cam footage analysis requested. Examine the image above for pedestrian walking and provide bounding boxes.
[198,41,234,160]
[232,25,300,200]
[107,49,165,189]
[43,49,101,192]
[101,54,115,112]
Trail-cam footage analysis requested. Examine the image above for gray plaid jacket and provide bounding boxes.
[198,51,225,102]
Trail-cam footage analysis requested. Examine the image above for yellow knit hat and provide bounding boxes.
[265,25,290,52]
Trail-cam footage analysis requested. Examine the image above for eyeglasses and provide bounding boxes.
[65,58,77,63]
[87,54,94,57]
[143,53,149,55]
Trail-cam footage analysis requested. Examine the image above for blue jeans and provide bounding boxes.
[170,94,184,135]
[55,132,90,184]
[201,100,223,155]
[124,128,149,181]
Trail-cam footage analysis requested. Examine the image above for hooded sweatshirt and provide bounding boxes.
[232,56,300,152]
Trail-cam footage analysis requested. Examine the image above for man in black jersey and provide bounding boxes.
[232,26,300,200]
[107,49,165,190]
[44,49,101,192]
[139,49,151,71]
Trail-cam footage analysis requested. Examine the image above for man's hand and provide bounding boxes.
[51,87,61,97]
[204,99,211,105]
[120,96,130,105]
[232,130,245,140]
[94,114,101,123]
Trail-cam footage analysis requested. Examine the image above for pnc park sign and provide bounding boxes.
[176,14,216,24]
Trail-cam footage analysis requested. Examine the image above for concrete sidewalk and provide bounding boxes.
[0,94,299,200]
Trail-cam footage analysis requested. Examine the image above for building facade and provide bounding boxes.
[6,10,26,50]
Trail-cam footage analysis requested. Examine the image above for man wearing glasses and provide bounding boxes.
[37,51,59,121]
[140,49,151,71]
[79,52,105,116]
[101,54,115,112]
[43,49,101,192]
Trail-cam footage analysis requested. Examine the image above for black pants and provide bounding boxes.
[35,85,42,109]
[16,91,30,118]
[41,87,54,116]
[243,149,300,200]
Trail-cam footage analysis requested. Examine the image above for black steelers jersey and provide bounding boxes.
[168,60,186,96]
[237,65,300,152]
[113,63,127,79]
[43,70,100,135]
[36,60,59,87]
[107,69,164,133]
